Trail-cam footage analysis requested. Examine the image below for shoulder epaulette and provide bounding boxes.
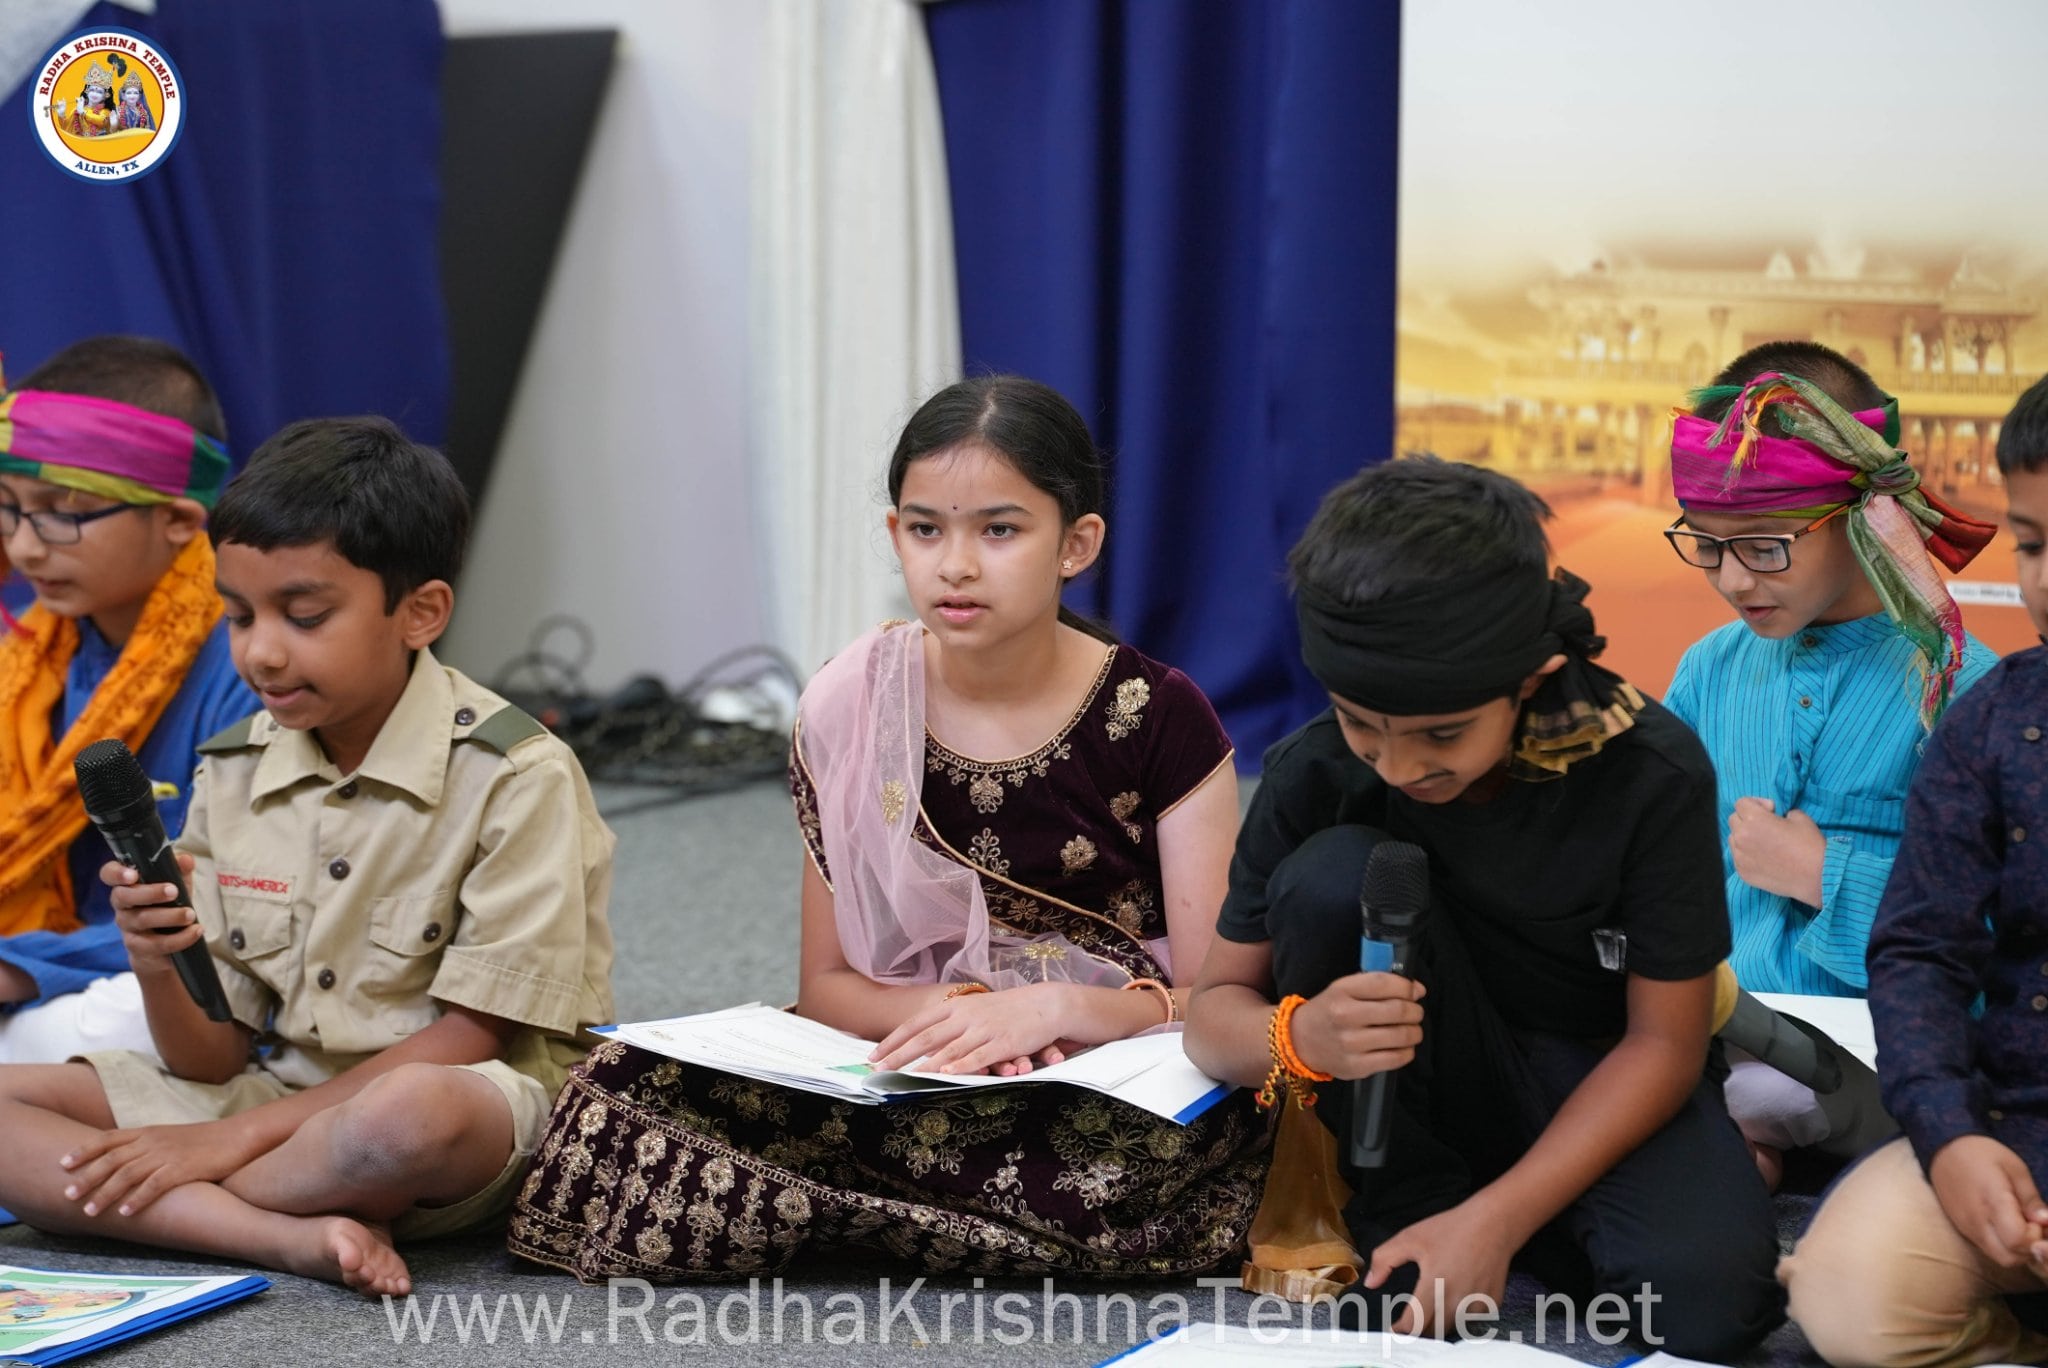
[459,704,547,756]
[195,715,260,754]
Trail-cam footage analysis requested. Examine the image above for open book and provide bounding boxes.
[0,1264,268,1366]
[599,1003,1231,1124]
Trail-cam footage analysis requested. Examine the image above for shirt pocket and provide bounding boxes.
[1798,784,1907,847]
[359,889,457,1035]
[216,896,294,967]
[367,889,458,962]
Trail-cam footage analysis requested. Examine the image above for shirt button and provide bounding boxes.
[1799,696,1813,709]
[1800,634,1819,648]
[336,781,358,799]
[2028,726,2043,743]
[2033,995,2048,1012]
[422,922,442,943]
[317,967,337,990]
[328,857,351,880]
[455,707,477,727]
[2015,828,2028,845]
[1990,1108,2008,1121]
[229,928,246,951]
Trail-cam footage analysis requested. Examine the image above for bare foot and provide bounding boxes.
[281,1216,412,1297]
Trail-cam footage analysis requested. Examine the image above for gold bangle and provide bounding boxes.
[1121,976,1176,1025]
[942,982,990,1000]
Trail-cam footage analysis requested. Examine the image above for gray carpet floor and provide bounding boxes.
[0,778,1823,1366]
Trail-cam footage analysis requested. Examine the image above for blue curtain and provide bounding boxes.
[926,0,1400,762]
[0,0,448,459]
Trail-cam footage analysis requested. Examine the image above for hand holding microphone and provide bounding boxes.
[1350,840,1430,1170]
[77,739,233,1022]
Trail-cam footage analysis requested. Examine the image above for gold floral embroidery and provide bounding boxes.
[968,828,1010,875]
[981,886,1154,977]
[1060,835,1098,875]
[1017,941,1070,981]
[708,1077,792,1125]
[635,1225,673,1265]
[797,795,823,852]
[1105,880,1156,936]
[1048,1095,1195,1210]
[880,779,907,825]
[1105,677,1151,741]
[879,1093,1025,1178]
[925,648,1117,814]
[984,886,1054,939]
[1109,791,1143,844]
[508,1068,1269,1283]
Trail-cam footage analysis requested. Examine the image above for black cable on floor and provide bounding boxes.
[491,615,802,817]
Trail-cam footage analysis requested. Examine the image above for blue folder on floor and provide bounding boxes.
[0,1265,267,1366]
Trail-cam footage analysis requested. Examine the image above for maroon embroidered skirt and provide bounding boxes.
[509,1039,1269,1283]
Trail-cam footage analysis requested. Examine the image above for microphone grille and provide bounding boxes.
[1361,839,1430,918]
[74,738,153,814]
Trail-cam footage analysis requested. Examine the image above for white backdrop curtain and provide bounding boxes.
[749,0,962,676]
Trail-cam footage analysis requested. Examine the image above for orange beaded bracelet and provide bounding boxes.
[1256,994,1333,1111]
[942,982,990,1000]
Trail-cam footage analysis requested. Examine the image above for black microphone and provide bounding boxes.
[74,739,233,1022]
[1350,840,1429,1170]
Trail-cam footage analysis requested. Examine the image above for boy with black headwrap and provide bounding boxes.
[1184,456,1783,1360]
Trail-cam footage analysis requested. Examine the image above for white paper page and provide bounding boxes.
[887,1030,1183,1089]
[604,1008,1228,1122]
[1749,992,1877,1070]
[872,1031,1223,1121]
[1106,1046,1233,1122]
[607,1006,879,1095]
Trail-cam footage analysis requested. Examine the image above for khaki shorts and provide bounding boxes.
[84,1049,553,1240]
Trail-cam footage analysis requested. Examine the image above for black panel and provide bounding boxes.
[438,30,617,504]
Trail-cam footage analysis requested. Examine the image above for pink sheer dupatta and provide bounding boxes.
[799,622,1133,991]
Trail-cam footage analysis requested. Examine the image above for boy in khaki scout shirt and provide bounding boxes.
[0,417,615,1298]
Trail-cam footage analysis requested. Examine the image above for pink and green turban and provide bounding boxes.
[1670,371,1996,725]
[0,388,228,509]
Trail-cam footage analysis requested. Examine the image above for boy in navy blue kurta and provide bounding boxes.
[1783,374,2048,1368]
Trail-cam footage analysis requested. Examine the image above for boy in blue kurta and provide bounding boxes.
[1661,342,1995,1181]
[0,337,257,1063]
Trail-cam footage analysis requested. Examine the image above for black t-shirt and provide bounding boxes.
[1218,701,1730,1040]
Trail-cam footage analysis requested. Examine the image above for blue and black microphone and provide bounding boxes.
[1349,840,1430,1170]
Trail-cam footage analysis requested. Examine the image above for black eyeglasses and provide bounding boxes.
[1662,506,1848,575]
[0,502,145,545]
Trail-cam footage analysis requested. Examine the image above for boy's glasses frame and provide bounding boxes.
[1662,505,1848,575]
[0,501,145,545]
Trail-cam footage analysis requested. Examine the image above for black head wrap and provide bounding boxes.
[1296,566,1641,779]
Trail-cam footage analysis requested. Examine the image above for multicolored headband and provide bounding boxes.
[1668,371,1996,726]
[0,388,228,508]
[1671,398,1894,515]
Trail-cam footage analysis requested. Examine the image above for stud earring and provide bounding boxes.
[1061,559,1073,573]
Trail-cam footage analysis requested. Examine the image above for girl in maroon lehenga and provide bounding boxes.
[510,377,1268,1283]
